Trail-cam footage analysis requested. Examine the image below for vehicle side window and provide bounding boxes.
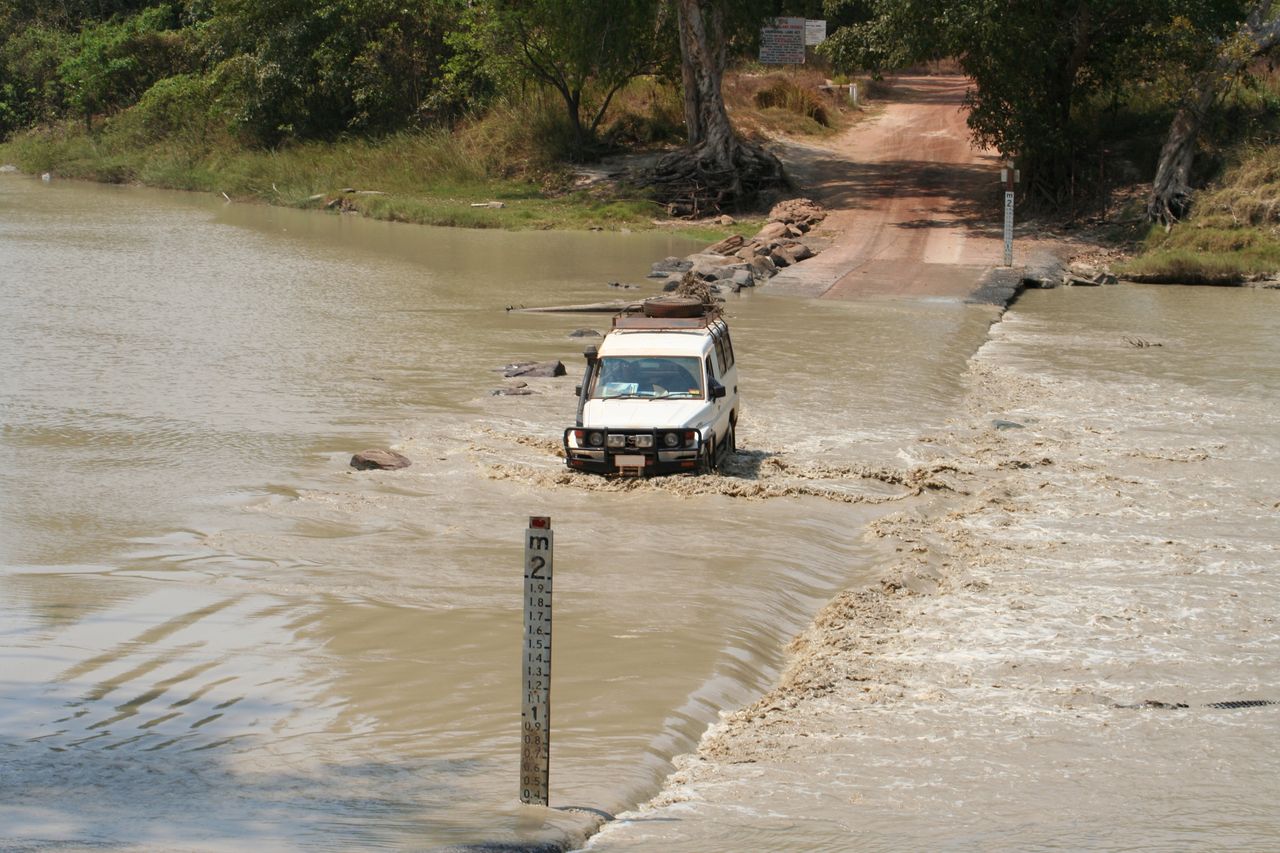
[713,334,728,375]
[722,330,735,368]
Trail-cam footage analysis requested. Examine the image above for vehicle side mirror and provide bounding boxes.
[709,379,726,400]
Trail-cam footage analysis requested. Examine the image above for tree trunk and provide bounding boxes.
[1147,1,1280,225]
[645,0,787,215]
[1146,82,1218,225]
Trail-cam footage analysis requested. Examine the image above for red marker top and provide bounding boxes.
[529,516,551,529]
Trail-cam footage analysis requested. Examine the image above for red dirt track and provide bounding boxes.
[766,75,1008,300]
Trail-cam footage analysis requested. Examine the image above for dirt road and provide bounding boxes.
[766,75,1017,300]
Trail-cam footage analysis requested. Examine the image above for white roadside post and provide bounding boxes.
[1001,160,1020,267]
[520,516,553,806]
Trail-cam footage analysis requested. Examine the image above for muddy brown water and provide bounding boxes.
[0,176,996,850]
[589,284,1280,852]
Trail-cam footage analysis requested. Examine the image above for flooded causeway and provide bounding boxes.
[0,176,994,849]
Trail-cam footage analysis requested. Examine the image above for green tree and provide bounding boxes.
[647,0,786,212]
[1147,0,1280,223]
[0,23,73,135]
[821,0,1248,204]
[57,5,188,130]
[456,0,674,154]
[204,0,462,145]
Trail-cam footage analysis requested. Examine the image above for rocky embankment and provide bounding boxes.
[648,198,828,295]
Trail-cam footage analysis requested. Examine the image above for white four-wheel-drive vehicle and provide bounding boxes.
[564,298,739,476]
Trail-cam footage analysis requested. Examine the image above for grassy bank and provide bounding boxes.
[0,93,686,232]
[1117,144,1280,284]
[0,70,857,237]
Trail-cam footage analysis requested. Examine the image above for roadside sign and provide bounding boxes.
[805,19,827,46]
[760,17,806,64]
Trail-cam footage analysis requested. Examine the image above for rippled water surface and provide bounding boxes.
[0,177,996,849]
[588,284,1280,853]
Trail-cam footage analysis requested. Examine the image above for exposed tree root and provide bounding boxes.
[643,138,789,217]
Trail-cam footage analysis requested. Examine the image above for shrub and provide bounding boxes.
[752,79,830,127]
[57,6,190,128]
[105,72,229,148]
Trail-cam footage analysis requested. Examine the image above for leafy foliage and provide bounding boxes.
[820,0,1254,203]
[201,0,463,145]
[57,5,189,128]
[452,0,675,155]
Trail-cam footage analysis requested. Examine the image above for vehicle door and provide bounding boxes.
[704,350,729,444]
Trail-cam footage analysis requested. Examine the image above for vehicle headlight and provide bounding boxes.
[607,433,626,448]
[587,431,605,447]
[635,434,654,448]
[661,431,680,448]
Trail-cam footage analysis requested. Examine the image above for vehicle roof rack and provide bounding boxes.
[611,299,723,330]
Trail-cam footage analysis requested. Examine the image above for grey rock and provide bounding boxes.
[650,256,693,274]
[788,243,815,262]
[706,234,745,256]
[1063,274,1102,287]
[755,221,789,240]
[731,268,755,287]
[351,449,411,470]
[568,328,602,338]
[705,263,750,282]
[686,252,738,268]
[749,254,778,278]
[502,360,567,378]
[993,419,1025,430]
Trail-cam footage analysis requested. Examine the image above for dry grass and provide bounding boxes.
[723,68,856,139]
[1119,140,1280,282]
[1193,144,1280,228]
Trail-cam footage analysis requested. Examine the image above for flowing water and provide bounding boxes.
[588,284,1280,853]
[0,176,997,850]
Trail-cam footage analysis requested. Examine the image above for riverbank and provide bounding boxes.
[587,283,1280,852]
[0,135,731,238]
[0,69,860,239]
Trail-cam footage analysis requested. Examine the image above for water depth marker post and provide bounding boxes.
[521,516,553,806]
[1001,160,1020,266]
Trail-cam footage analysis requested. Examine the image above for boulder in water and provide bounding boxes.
[502,360,567,378]
[351,449,411,470]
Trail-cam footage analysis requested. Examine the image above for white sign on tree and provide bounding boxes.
[805,19,827,46]
[760,17,806,64]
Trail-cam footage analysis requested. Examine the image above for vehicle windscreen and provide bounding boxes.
[592,356,704,399]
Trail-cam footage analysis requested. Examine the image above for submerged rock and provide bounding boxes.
[501,360,566,378]
[350,449,411,470]
[649,257,693,277]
